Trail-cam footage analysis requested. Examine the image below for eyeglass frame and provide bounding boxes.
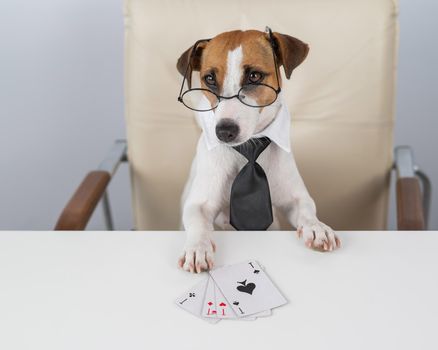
[177,27,282,112]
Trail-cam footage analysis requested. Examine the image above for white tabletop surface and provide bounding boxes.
[0,231,437,350]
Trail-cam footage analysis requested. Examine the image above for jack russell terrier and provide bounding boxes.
[176,28,340,273]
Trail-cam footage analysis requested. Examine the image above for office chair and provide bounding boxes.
[55,0,431,231]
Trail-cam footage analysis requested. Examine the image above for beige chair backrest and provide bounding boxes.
[124,0,399,230]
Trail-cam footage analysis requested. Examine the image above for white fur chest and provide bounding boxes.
[193,139,296,213]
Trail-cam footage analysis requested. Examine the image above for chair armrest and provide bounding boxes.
[394,146,428,230]
[55,171,111,230]
[54,140,127,230]
[396,177,424,230]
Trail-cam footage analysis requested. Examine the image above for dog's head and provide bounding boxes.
[177,29,309,146]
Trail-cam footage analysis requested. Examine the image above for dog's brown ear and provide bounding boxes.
[176,41,207,88]
[271,32,309,79]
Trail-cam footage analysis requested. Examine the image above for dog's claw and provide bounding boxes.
[177,258,184,269]
[335,236,341,248]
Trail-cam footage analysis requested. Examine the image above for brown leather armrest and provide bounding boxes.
[396,177,425,230]
[55,171,111,230]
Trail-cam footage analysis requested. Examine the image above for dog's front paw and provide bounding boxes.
[296,221,340,252]
[178,236,216,273]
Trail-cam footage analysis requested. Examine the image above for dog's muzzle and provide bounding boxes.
[215,119,240,143]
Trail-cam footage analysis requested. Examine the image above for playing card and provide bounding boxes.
[211,264,271,321]
[201,277,219,318]
[212,280,236,319]
[237,310,270,321]
[204,277,269,320]
[252,309,272,317]
[175,278,220,324]
[209,260,287,317]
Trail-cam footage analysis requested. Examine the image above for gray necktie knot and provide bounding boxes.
[232,137,271,163]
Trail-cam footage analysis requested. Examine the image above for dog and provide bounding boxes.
[176,29,340,273]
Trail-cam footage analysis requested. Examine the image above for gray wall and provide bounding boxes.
[0,0,130,230]
[388,0,438,230]
[0,0,436,230]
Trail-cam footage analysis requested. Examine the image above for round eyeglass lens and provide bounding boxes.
[181,89,219,111]
[238,84,278,107]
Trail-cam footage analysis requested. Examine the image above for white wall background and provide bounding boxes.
[0,0,436,230]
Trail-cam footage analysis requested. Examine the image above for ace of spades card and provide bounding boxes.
[202,276,272,320]
[209,260,287,317]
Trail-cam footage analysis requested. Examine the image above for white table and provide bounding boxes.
[0,231,437,350]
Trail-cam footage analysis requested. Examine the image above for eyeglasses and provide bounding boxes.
[177,27,281,112]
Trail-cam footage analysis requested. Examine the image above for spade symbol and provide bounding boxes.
[236,279,256,295]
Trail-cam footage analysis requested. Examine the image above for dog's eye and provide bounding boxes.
[204,73,216,86]
[248,71,263,83]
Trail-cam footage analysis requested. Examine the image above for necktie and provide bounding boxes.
[230,137,273,230]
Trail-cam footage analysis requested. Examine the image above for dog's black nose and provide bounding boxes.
[216,119,239,143]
